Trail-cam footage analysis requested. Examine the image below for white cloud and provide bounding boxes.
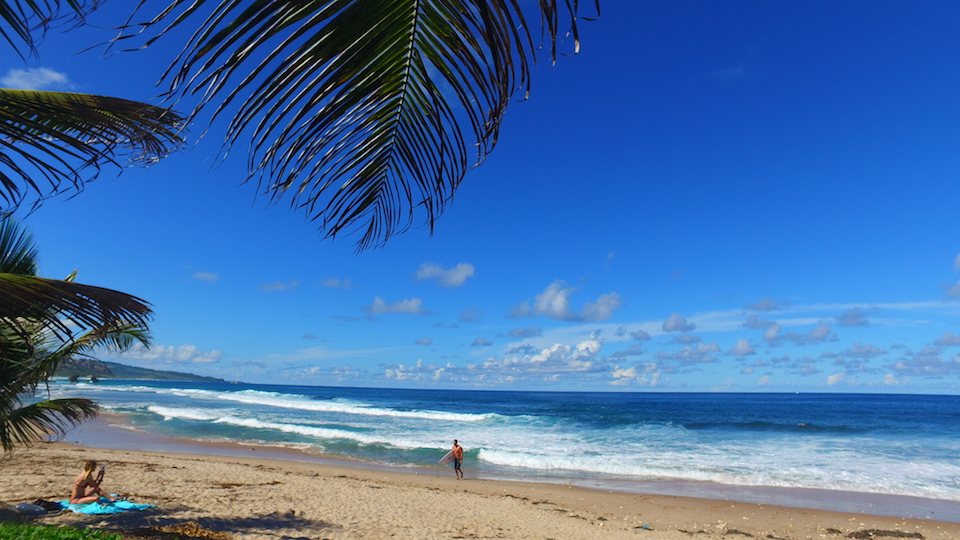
[763,324,781,341]
[783,324,835,345]
[261,280,299,291]
[322,277,353,289]
[743,315,775,329]
[835,307,869,327]
[582,293,622,322]
[631,329,651,341]
[827,372,846,385]
[883,374,904,386]
[533,281,577,320]
[190,271,219,282]
[509,326,542,338]
[662,313,695,332]
[934,331,960,347]
[728,338,755,356]
[416,262,475,287]
[471,337,493,347]
[954,254,960,272]
[415,338,433,346]
[460,307,481,323]
[115,343,223,365]
[948,279,960,299]
[512,281,621,322]
[364,297,429,315]
[744,298,786,312]
[842,343,886,358]
[1,67,72,90]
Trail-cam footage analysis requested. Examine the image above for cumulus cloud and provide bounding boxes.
[322,277,354,289]
[654,342,719,367]
[934,331,960,347]
[261,280,299,291]
[610,363,660,386]
[190,271,219,282]
[742,315,776,329]
[836,308,869,327]
[728,338,755,356]
[744,298,787,312]
[508,326,542,338]
[581,293,622,321]
[672,333,702,344]
[955,253,960,272]
[511,281,621,322]
[460,307,481,323]
[364,297,429,315]
[763,324,781,341]
[611,343,644,358]
[115,343,222,365]
[888,347,960,377]
[416,262,475,287]
[827,372,846,386]
[630,329,652,341]
[507,344,539,355]
[662,313,695,332]
[842,343,886,359]
[783,324,835,345]
[471,337,493,347]
[415,338,433,346]
[384,359,447,382]
[1,67,72,90]
[948,279,960,299]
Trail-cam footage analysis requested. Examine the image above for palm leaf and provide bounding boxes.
[0,273,152,352]
[0,88,186,213]
[0,1,101,59]
[115,0,598,249]
[0,398,98,455]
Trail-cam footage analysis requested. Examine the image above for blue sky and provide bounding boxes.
[6,2,960,392]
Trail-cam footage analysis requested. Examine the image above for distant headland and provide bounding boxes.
[54,358,226,383]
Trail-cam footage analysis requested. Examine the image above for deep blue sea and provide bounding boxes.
[47,380,960,516]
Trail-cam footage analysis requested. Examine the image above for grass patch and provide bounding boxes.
[0,522,123,540]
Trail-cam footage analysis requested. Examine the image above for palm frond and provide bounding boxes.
[115,0,598,249]
[0,88,186,214]
[0,1,102,59]
[0,273,152,350]
[0,397,98,455]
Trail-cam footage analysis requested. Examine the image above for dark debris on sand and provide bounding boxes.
[846,530,925,539]
[117,521,232,540]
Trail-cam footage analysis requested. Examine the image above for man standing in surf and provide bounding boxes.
[452,440,464,479]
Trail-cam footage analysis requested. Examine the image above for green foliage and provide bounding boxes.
[112,0,598,249]
[0,522,122,540]
[0,217,152,456]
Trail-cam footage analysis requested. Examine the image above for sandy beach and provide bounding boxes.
[1,442,958,540]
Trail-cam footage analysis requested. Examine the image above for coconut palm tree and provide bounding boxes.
[1,1,186,214]
[3,1,597,250]
[0,216,152,456]
[117,0,598,249]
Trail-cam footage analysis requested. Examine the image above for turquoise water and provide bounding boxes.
[48,380,960,518]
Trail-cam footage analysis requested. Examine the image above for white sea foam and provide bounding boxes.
[213,390,502,423]
[144,406,432,450]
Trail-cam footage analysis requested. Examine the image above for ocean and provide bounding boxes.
[45,380,960,521]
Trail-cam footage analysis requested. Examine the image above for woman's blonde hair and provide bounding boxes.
[82,460,97,475]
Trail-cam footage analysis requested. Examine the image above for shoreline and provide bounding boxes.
[63,415,960,523]
[3,442,959,540]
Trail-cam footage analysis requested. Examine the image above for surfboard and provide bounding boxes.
[438,450,455,465]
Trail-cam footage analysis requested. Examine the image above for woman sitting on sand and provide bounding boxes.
[71,460,117,504]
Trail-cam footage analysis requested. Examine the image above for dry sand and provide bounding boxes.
[1,442,957,540]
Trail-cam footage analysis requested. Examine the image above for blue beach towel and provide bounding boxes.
[58,498,155,515]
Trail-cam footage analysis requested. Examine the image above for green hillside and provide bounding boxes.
[54,358,225,383]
